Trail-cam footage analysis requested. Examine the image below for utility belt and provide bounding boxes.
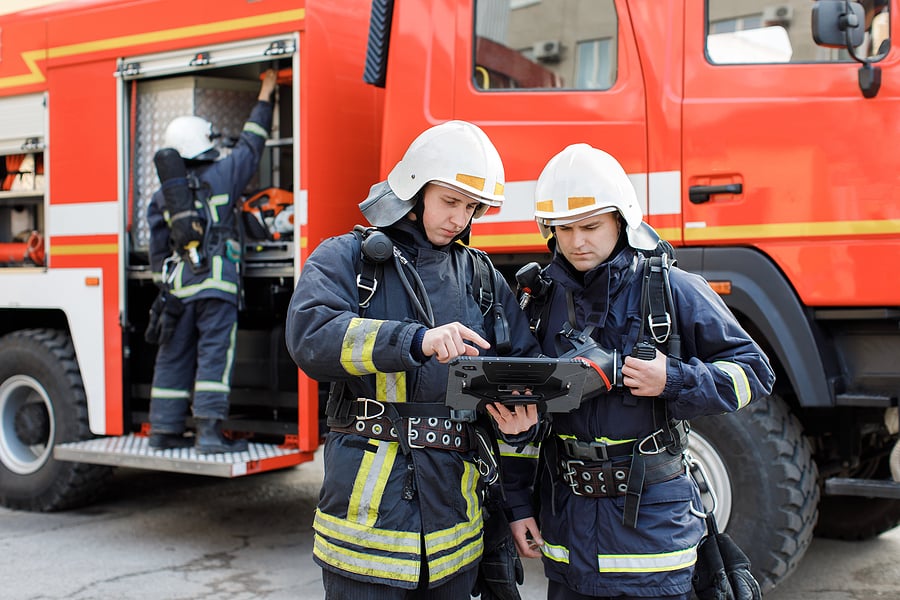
[554,421,689,503]
[559,454,685,498]
[331,413,473,452]
[327,390,503,489]
[328,395,474,451]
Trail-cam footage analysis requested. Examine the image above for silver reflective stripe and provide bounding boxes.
[499,440,539,458]
[150,387,190,399]
[347,439,397,527]
[243,121,269,139]
[341,318,383,375]
[195,381,230,393]
[313,533,420,582]
[598,545,697,573]
[713,361,752,409]
[376,371,404,403]
[314,509,418,553]
[541,542,570,564]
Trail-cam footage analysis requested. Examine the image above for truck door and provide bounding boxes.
[449,0,649,255]
[681,0,898,307]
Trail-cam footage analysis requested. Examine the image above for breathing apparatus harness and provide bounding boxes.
[325,225,516,494]
[518,246,688,527]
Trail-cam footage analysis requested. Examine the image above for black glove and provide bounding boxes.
[692,513,761,600]
[472,501,523,600]
[144,291,184,346]
[718,529,761,600]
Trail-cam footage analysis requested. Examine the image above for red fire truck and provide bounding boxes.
[0,0,897,592]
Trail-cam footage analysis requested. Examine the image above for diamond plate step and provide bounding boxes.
[54,433,308,477]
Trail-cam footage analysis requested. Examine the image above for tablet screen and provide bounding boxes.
[445,356,588,413]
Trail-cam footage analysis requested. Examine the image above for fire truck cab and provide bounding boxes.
[0,0,898,593]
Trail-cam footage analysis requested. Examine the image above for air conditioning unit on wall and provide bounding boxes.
[762,4,794,27]
[533,40,561,62]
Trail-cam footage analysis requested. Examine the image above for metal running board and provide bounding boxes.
[824,477,900,499]
[54,434,309,478]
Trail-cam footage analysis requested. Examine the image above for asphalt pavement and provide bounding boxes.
[1,449,899,599]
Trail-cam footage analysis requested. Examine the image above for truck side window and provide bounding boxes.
[473,0,617,90]
[707,0,890,64]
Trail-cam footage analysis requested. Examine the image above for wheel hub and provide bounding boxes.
[0,374,55,475]
[14,402,50,446]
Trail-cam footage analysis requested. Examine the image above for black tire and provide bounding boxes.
[0,329,112,511]
[688,395,819,593]
[815,457,900,540]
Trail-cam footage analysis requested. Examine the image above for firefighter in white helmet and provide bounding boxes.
[286,120,540,598]
[502,144,774,599]
[145,69,278,454]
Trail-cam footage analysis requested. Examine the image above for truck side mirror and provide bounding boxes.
[812,0,882,98]
[812,0,866,48]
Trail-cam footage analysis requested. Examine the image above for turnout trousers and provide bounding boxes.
[149,298,238,433]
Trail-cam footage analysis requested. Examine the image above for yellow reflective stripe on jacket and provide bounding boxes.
[425,460,483,582]
[376,371,406,403]
[313,509,419,553]
[313,533,420,583]
[498,440,539,458]
[347,439,398,527]
[713,361,752,409]
[557,433,636,445]
[170,256,238,298]
[597,545,698,573]
[541,541,570,564]
[207,194,229,223]
[243,121,269,139]
[341,318,383,375]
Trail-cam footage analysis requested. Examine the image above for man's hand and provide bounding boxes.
[510,517,544,559]
[621,349,667,397]
[259,69,277,101]
[421,322,490,363]
[485,401,538,435]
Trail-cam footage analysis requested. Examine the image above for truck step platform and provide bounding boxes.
[54,434,309,478]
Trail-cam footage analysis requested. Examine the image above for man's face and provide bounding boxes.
[419,183,480,246]
[554,211,621,272]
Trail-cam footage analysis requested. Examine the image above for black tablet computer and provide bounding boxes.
[445,356,589,413]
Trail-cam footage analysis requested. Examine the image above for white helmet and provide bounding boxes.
[534,143,658,250]
[164,115,219,161]
[360,120,505,226]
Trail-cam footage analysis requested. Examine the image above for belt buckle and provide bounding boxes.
[637,429,667,455]
[562,459,584,493]
[593,443,610,461]
[356,398,385,420]
[565,438,609,461]
[406,417,426,449]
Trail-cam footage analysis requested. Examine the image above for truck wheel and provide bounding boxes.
[688,395,819,593]
[815,457,900,540]
[0,329,111,511]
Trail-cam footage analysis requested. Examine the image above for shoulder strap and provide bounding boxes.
[351,225,387,312]
[466,246,494,316]
[466,247,512,355]
[634,253,680,361]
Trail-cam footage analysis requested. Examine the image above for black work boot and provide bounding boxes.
[148,432,193,450]
[194,419,248,454]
